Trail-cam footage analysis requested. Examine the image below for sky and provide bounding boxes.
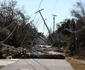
[1,0,85,35]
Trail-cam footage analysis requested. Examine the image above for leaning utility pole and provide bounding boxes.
[35,8,54,43]
[52,14,57,32]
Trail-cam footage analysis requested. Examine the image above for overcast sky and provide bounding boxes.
[1,0,85,35]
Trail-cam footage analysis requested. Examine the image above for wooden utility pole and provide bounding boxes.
[72,19,77,53]
[35,9,54,43]
[53,15,57,32]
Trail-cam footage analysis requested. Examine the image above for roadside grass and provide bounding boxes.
[67,57,85,70]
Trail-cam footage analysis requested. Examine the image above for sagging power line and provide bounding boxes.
[33,0,44,24]
[29,0,44,46]
[48,0,58,24]
[2,24,17,43]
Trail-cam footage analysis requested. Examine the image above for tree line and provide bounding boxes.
[0,0,39,48]
[48,1,85,58]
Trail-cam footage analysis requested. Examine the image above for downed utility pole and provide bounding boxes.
[35,9,54,43]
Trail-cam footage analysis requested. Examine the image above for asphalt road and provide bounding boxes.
[0,59,73,70]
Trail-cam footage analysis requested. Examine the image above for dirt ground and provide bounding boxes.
[0,66,4,69]
[66,57,85,70]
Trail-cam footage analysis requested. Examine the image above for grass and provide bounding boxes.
[67,57,85,70]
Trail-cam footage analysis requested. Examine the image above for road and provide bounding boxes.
[0,59,73,70]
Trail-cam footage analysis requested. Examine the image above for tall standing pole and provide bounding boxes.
[53,15,57,32]
[72,19,77,53]
[35,9,54,43]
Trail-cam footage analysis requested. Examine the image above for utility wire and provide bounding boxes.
[5,22,15,29]
[66,25,85,33]
[3,10,25,29]
[35,18,40,27]
[14,0,44,47]
[48,0,58,25]
[19,19,40,47]
[3,24,17,43]
[20,22,49,47]
[33,0,44,23]
[19,0,44,46]
[65,16,85,33]
[77,26,85,33]
[33,59,49,70]
[37,0,44,14]
[20,31,28,47]
[24,59,36,70]
[30,0,44,46]
[35,9,55,43]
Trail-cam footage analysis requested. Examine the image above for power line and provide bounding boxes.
[35,18,40,27]
[77,26,85,33]
[65,25,85,33]
[65,19,85,52]
[29,0,44,46]
[19,0,44,46]
[33,59,49,70]
[33,0,44,24]
[24,59,36,70]
[4,10,26,29]
[5,22,15,29]
[2,24,17,43]
[20,22,49,47]
[24,59,50,70]
[47,0,58,25]
[20,31,28,47]
[36,8,55,43]
[19,19,41,47]
[19,0,58,47]
[37,0,44,11]
[31,0,58,45]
